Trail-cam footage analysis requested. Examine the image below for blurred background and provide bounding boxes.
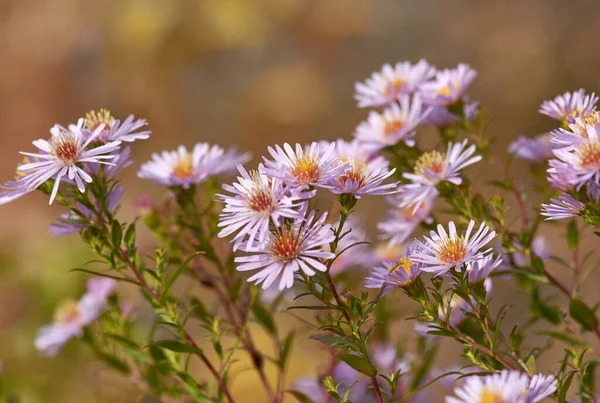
[1,0,600,401]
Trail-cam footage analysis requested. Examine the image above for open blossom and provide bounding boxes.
[234,211,335,290]
[550,126,600,189]
[541,193,586,220]
[508,133,557,162]
[49,185,124,237]
[411,220,496,276]
[400,140,481,210]
[419,64,477,106]
[35,278,116,356]
[422,98,479,127]
[539,89,597,123]
[325,138,389,172]
[354,59,435,107]
[446,370,556,403]
[378,194,434,247]
[83,109,150,143]
[217,164,312,250]
[354,96,430,149]
[365,245,423,295]
[262,142,344,189]
[329,158,397,197]
[551,111,600,147]
[138,143,250,188]
[16,119,121,204]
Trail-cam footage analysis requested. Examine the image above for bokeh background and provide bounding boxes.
[1,0,600,401]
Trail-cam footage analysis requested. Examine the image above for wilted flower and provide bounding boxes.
[35,278,116,356]
[262,142,344,189]
[508,133,557,162]
[411,220,496,276]
[419,64,477,106]
[354,60,435,107]
[541,193,586,220]
[138,143,250,188]
[217,164,312,251]
[445,370,556,403]
[234,211,335,290]
[539,89,597,123]
[84,109,150,143]
[354,96,430,149]
[16,118,121,204]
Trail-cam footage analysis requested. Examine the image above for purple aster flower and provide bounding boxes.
[551,111,600,147]
[234,211,335,290]
[508,133,558,162]
[547,160,576,191]
[0,176,33,205]
[411,220,496,276]
[354,95,431,150]
[365,245,423,295]
[378,194,434,247]
[217,164,312,251]
[323,138,389,172]
[328,157,397,198]
[541,193,586,220]
[539,89,597,123]
[419,64,477,106]
[83,109,150,143]
[367,242,408,266]
[445,370,556,403]
[262,142,345,189]
[49,185,124,236]
[467,254,502,283]
[15,119,121,205]
[354,59,435,107]
[35,278,116,356]
[422,98,479,127]
[400,140,481,210]
[138,143,250,188]
[550,125,600,189]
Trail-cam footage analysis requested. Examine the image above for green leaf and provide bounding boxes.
[279,332,294,369]
[111,219,123,248]
[309,334,356,350]
[105,333,140,349]
[530,256,545,274]
[558,372,575,403]
[524,354,536,374]
[163,252,203,297]
[69,268,141,286]
[337,353,377,377]
[149,340,204,356]
[124,222,136,250]
[566,219,579,250]
[251,300,276,335]
[569,298,599,331]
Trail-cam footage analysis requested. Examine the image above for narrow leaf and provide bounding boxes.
[337,354,377,377]
[569,299,599,331]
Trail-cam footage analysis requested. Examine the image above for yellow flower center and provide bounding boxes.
[173,155,194,180]
[414,151,446,178]
[480,387,503,403]
[337,162,368,190]
[50,133,79,165]
[291,154,320,185]
[389,257,413,275]
[434,236,467,265]
[385,79,406,98]
[269,227,301,261]
[85,109,115,132]
[54,300,82,325]
[570,111,600,136]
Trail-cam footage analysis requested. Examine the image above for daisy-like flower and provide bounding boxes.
[508,133,558,162]
[467,254,502,283]
[365,246,423,295]
[16,119,121,205]
[550,124,600,188]
[378,194,434,247]
[411,220,496,276]
[400,140,481,210]
[354,59,435,107]
[354,96,431,149]
[83,109,150,143]
[329,157,397,198]
[49,185,124,237]
[138,143,250,188]
[541,193,586,220]
[419,64,477,106]
[445,370,556,403]
[35,278,116,356]
[262,142,345,189]
[551,111,600,147]
[234,211,335,290]
[217,164,312,250]
[539,89,597,123]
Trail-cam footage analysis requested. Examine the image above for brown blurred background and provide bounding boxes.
[1,0,600,401]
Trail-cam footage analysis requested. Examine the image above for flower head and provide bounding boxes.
[354,60,435,107]
[411,220,496,276]
[419,64,477,106]
[422,98,479,127]
[329,158,397,198]
[138,143,250,188]
[445,370,556,403]
[262,142,344,189]
[35,278,116,356]
[325,138,389,172]
[15,119,121,204]
[84,109,150,143]
[234,211,335,290]
[365,245,423,295]
[541,193,586,220]
[508,133,558,162]
[550,124,600,189]
[354,96,430,149]
[539,89,597,123]
[218,164,312,250]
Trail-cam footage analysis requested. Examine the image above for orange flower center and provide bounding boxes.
[269,228,301,261]
[434,236,467,265]
[576,141,600,169]
[480,388,503,403]
[385,79,406,98]
[384,119,405,138]
[54,300,82,325]
[173,156,194,180]
[414,151,445,178]
[291,154,320,185]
